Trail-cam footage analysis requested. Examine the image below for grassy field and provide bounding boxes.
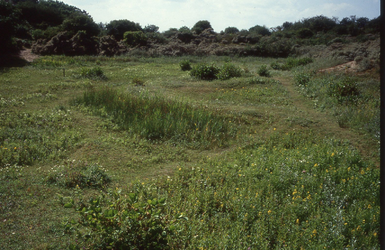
[0,55,380,249]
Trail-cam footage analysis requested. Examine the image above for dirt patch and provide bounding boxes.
[19,49,40,62]
[318,61,359,73]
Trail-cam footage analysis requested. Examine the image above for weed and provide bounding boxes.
[257,65,271,77]
[46,161,111,188]
[179,60,192,71]
[67,187,177,249]
[190,63,220,80]
[132,77,145,86]
[79,67,107,80]
[73,87,235,148]
[216,63,242,80]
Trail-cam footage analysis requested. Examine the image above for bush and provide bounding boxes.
[224,27,239,34]
[192,20,212,34]
[106,19,142,40]
[294,71,311,87]
[61,12,100,37]
[257,65,271,77]
[179,60,192,71]
[190,63,219,80]
[80,67,107,80]
[297,28,314,39]
[132,77,145,86]
[270,62,281,70]
[281,57,313,70]
[327,78,359,103]
[46,162,111,188]
[249,25,271,36]
[68,188,176,249]
[123,31,148,46]
[177,26,194,43]
[216,63,242,80]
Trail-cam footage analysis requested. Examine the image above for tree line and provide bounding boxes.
[0,0,380,54]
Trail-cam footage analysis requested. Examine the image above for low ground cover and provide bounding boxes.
[0,55,379,249]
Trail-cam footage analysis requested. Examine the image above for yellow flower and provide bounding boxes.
[296,219,299,224]
[268,210,272,214]
[312,229,317,235]
[273,128,276,131]
[331,152,335,157]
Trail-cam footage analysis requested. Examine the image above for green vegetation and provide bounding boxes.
[257,64,271,77]
[0,55,379,249]
[191,20,212,34]
[190,62,242,81]
[179,60,192,71]
[73,87,235,148]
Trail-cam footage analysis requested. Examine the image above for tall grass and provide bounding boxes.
[72,87,236,148]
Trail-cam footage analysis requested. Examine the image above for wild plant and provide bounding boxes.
[73,87,235,148]
[257,64,271,77]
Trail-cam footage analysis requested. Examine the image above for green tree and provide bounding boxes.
[144,24,159,33]
[162,28,178,38]
[192,20,212,34]
[106,19,142,40]
[123,31,147,46]
[177,26,194,43]
[224,27,239,34]
[0,1,20,52]
[61,12,100,37]
[249,25,271,36]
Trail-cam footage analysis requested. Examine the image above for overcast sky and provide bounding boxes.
[63,0,380,32]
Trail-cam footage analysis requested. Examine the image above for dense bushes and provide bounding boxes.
[68,189,175,249]
[61,12,100,37]
[106,19,142,40]
[123,31,148,46]
[189,63,242,80]
[190,63,220,80]
[0,1,20,53]
[192,20,212,34]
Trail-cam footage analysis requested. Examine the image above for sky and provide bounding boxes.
[63,0,380,32]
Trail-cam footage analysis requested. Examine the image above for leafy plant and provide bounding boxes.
[123,31,148,46]
[327,77,359,103]
[257,64,271,77]
[294,71,311,87]
[179,60,192,71]
[79,66,107,80]
[190,63,220,80]
[132,77,145,86]
[191,20,212,34]
[68,188,176,249]
[46,161,111,188]
[216,63,242,80]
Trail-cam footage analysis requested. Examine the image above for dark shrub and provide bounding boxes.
[123,31,148,46]
[257,65,271,77]
[297,28,314,38]
[190,63,219,80]
[217,63,242,80]
[192,20,212,34]
[179,60,192,71]
[224,27,239,34]
[106,19,142,40]
[327,78,359,103]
